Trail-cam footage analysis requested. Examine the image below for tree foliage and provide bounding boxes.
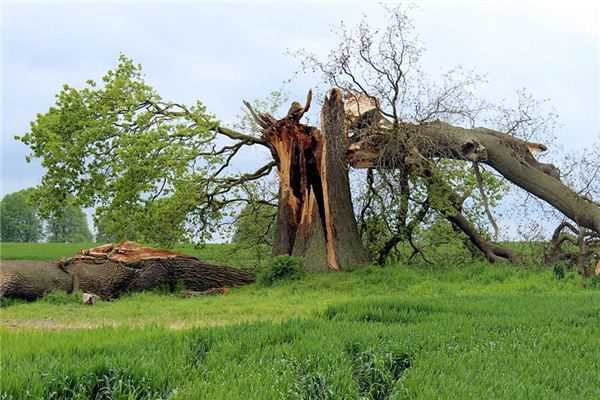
[18,55,269,246]
[0,189,43,242]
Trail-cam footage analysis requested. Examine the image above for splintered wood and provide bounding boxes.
[260,89,369,271]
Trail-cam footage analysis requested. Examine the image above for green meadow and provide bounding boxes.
[1,243,599,399]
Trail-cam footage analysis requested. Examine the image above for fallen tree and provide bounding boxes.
[287,5,600,268]
[347,120,600,234]
[16,6,600,271]
[343,111,600,263]
[251,87,599,266]
[0,242,255,300]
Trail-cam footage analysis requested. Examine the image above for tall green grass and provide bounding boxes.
[3,288,600,398]
[1,243,599,398]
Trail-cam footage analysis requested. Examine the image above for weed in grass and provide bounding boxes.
[149,279,185,296]
[0,297,27,308]
[287,357,335,400]
[1,367,173,400]
[553,264,566,280]
[187,334,211,369]
[41,290,82,306]
[346,342,411,400]
[57,367,170,400]
[259,256,304,286]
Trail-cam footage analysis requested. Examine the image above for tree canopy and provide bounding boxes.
[18,55,258,245]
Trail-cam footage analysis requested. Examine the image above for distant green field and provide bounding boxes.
[0,242,97,261]
[0,241,268,267]
[1,243,599,399]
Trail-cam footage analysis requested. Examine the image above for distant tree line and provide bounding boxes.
[0,188,92,243]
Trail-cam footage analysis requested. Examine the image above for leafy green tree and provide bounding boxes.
[46,200,92,243]
[94,192,197,245]
[17,55,228,245]
[0,189,43,242]
[94,219,115,244]
[17,55,283,247]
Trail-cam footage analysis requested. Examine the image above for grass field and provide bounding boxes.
[0,242,266,267]
[1,243,599,399]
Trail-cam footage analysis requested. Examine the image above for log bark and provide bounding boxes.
[0,261,72,300]
[0,243,255,300]
[348,120,600,235]
[255,90,369,271]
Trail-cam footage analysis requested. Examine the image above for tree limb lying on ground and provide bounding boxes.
[0,242,255,300]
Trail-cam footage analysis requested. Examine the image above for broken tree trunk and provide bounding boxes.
[245,88,598,266]
[0,242,255,300]
[248,89,369,271]
[348,120,600,235]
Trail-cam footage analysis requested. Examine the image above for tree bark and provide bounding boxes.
[256,89,369,271]
[348,120,600,234]
[0,261,72,300]
[446,211,518,263]
[544,222,600,276]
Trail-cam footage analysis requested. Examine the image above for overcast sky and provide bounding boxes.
[2,0,599,202]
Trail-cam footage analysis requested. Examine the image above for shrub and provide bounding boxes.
[346,342,411,400]
[259,256,304,286]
